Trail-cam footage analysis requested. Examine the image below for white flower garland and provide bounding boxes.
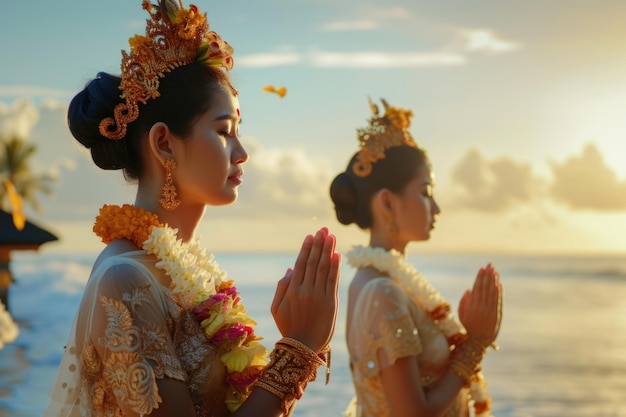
[142,226,225,307]
[347,245,494,417]
[141,224,268,412]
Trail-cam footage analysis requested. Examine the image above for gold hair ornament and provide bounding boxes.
[99,0,235,140]
[352,98,418,177]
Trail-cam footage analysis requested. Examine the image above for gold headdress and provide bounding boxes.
[99,0,235,140]
[352,98,418,177]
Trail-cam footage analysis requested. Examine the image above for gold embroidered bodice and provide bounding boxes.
[347,277,469,417]
[44,251,229,417]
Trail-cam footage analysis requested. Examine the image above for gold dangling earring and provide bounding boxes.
[159,159,181,211]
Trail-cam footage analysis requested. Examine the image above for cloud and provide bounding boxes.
[0,96,336,224]
[320,20,380,32]
[236,26,519,69]
[237,52,302,68]
[0,97,40,139]
[0,86,73,99]
[462,29,521,54]
[449,148,541,212]
[237,50,465,69]
[225,137,334,220]
[374,7,412,19]
[549,143,626,211]
[319,6,412,32]
[309,50,466,68]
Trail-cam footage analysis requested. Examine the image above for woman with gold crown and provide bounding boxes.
[44,1,340,416]
[330,99,503,417]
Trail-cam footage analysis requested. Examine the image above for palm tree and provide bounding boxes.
[0,135,57,312]
[0,135,55,226]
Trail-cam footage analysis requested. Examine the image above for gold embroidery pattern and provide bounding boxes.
[358,311,422,378]
[167,287,228,417]
[52,252,231,417]
[79,285,189,416]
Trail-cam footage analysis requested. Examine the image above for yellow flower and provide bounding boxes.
[221,346,251,373]
[200,313,225,338]
[247,341,269,367]
[128,35,150,51]
[226,391,243,413]
[385,106,413,129]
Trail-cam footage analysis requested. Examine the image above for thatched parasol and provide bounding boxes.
[0,209,59,309]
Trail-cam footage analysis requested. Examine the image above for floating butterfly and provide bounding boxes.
[262,85,287,98]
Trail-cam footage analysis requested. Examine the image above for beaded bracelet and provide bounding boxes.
[254,338,331,415]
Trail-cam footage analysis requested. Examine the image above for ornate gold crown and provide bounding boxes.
[352,98,418,177]
[99,0,235,140]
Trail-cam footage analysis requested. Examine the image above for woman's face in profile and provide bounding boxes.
[172,88,248,207]
[393,164,441,243]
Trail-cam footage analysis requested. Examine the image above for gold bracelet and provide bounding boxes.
[280,338,332,384]
[449,335,487,386]
[254,338,330,415]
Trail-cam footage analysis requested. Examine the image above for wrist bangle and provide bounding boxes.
[279,338,332,384]
[449,335,487,386]
[254,338,331,414]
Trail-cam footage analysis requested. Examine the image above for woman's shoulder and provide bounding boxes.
[351,268,404,295]
[90,240,159,287]
[349,269,408,313]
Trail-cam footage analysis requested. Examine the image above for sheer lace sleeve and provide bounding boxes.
[45,255,186,417]
[348,278,422,378]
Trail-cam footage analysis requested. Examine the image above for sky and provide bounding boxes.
[1,0,626,255]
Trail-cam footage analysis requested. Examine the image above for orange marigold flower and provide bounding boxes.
[474,399,491,414]
[216,280,235,293]
[225,366,264,387]
[93,204,163,246]
[429,303,451,321]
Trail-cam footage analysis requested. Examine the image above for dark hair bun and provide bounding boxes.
[330,172,358,225]
[67,72,128,170]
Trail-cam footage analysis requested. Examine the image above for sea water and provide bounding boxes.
[1,251,626,416]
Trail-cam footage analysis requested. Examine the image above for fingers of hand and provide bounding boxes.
[472,267,485,295]
[291,233,316,286]
[312,232,338,290]
[326,251,341,297]
[301,228,330,287]
[481,264,498,306]
[271,270,293,317]
[494,280,504,338]
[458,289,470,316]
[469,264,493,306]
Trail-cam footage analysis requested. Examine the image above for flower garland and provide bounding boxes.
[347,245,494,417]
[93,204,268,412]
